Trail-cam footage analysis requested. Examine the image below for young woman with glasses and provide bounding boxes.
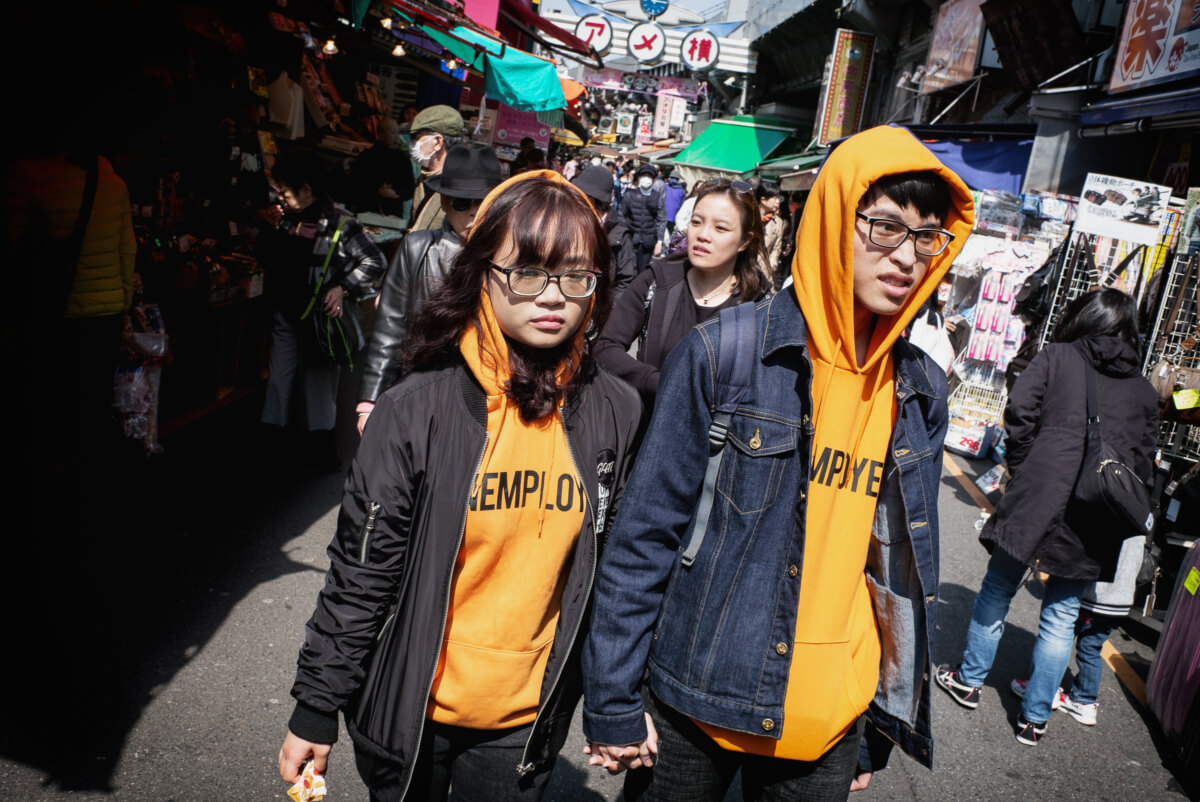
[593,178,770,407]
[279,171,644,801]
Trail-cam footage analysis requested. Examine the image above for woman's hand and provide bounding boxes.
[583,712,658,774]
[278,730,332,783]
[850,770,873,792]
[324,286,346,319]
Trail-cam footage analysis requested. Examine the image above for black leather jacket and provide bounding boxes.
[289,359,642,791]
[358,220,463,404]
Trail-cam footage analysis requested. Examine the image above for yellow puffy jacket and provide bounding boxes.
[3,154,136,317]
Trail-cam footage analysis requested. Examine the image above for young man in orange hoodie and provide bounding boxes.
[582,125,974,800]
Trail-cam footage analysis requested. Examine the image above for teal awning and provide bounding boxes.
[421,25,566,112]
[671,118,795,175]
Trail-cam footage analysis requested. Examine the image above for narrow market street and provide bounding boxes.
[0,390,1192,801]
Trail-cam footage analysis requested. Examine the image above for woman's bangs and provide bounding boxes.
[511,189,601,273]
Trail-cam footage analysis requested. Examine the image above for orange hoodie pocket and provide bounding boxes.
[428,636,555,729]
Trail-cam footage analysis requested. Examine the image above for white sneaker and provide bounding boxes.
[1009,678,1065,711]
[1060,696,1099,726]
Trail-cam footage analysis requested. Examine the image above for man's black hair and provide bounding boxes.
[272,149,329,199]
[866,171,952,223]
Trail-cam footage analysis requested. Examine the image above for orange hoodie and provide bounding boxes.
[428,170,600,730]
[700,126,974,759]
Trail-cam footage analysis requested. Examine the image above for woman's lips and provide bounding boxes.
[691,246,711,256]
[531,316,564,331]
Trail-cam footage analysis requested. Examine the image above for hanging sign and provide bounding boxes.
[680,30,720,71]
[1109,0,1200,93]
[653,94,675,139]
[1075,173,1172,246]
[670,93,689,128]
[628,22,667,62]
[579,67,702,100]
[492,104,551,154]
[616,112,635,135]
[574,15,613,54]
[636,116,655,145]
[921,0,986,94]
[816,29,876,146]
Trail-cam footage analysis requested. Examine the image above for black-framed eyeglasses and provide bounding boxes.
[855,212,954,257]
[450,197,482,213]
[490,264,600,298]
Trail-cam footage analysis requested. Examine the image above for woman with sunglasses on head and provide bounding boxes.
[279,169,643,801]
[593,179,770,408]
[357,144,503,434]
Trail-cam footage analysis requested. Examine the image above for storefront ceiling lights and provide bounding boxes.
[322,38,338,55]
[393,43,406,56]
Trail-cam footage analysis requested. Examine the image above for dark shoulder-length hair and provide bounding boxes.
[690,179,768,301]
[401,175,613,420]
[1054,287,1140,351]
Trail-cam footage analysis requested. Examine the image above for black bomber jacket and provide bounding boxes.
[289,357,642,791]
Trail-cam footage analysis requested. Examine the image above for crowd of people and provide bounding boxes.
[102,101,1150,802]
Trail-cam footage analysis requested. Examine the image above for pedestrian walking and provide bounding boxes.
[278,170,643,801]
[755,181,785,290]
[406,105,467,233]
[581,125,974,800]
[936,288,1159,746]
[620,164,666,273]
[572,162,637,303]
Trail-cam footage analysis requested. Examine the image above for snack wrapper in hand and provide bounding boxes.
[287,759,327,802]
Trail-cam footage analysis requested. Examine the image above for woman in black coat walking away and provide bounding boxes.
[935,288,1158,746]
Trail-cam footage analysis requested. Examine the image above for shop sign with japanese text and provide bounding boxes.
[636,116,655,145]
[1109,0,1200,93]
[680,30,720,71]
[653,93,677,139]
[817,29,875,146]
[491,104,551,155]
[616,112,635,135]
[1075,173,1172,246]
[579,67,702,100]
[921,0,985,94]
[574,15,613,54]
[628,21,666,62]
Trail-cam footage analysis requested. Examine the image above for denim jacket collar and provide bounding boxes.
[760,290,939,401]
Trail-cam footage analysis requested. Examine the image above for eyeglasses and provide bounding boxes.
[855,212,954,257]
[490,264,600,298]
[450,197,482,213]
[730,180,753,194]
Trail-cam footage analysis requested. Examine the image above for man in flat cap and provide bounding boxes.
[405,104,466,232]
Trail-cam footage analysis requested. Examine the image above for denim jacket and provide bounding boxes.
[582,289,948,772]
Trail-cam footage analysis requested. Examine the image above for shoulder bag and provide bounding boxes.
[1147,255,1200,424]
[300,215,364,370]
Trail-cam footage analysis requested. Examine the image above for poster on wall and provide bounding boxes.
[816,29,876,146]
[1109,0,1200,93]
[1075,173,1173,246]
[921,0,986,94]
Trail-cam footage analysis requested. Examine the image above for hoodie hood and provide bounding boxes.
[1073,334,1142,378]
[790,125,975,372]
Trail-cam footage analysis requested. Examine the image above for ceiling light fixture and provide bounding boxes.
[393,43,406,57]
[380,17,392,29]
[322,38,338,55]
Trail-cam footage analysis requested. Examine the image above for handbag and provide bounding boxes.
[1071,354,1154,536]
[1148,254,1200,423]
[300,216,364,369]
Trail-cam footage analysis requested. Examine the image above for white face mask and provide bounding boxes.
[411,135,438,168]
[638,176,653,190]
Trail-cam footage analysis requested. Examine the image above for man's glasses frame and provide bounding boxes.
[490,264,600,298]
[449,197,482,213]
[854,212,954,257]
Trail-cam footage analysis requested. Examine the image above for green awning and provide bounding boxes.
[671,118,795,175]
[756,151,826,176]
[421,25,566,112]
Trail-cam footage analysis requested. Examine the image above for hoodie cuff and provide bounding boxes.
[288,701,340,745]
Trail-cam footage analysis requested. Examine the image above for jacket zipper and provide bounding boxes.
[517,417,597,776]
[397,432,489,801]
[359,502,381,563]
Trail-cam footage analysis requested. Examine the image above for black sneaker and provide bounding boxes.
[1015,715,1047,746]
[935,664,981,709]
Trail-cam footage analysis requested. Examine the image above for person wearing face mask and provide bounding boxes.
[572,163,636,304]
[406,105,467,233]
[620,164,667,275]
[278,169,642,801]
[356,144,504,434]
[350,117,415,218]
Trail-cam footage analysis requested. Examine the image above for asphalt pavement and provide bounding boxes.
[1,392,1194,801]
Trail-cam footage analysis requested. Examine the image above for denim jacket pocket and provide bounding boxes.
[715,415,798,515]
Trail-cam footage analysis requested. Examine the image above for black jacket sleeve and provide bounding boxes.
[594,270,661,395]
[359,232,434,404]
[611,228,637,304]
[1004,347,1051,475]
[331,216,387,299]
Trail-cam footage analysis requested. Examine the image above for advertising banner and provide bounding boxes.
[653,94,677,140]
[616,112,635,135]
[636,116,655,145]
[1109,0,1200,93]
[580,67,702,100]
[921,0,986,94]
[1075,173,1173,246]
[816,29,876,146]
[491,104,551,154]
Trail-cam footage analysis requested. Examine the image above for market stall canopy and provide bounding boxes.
[918,138,1034,196]
[497,0,601,65]
[758,151,826,192]
[560,77,587,102]
[417,23,567,111]
[553,127,584,145]
[670,117,795,186]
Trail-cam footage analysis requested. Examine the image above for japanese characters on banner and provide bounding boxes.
[816,29,876,146]
[680,30,720,71]
[616,112,635,135]
[628,22,666,62]
[653,94,676,140]
[579,67,702,100]
[670,93,689,128]
[1075,173,1173,246]
[636,116,655,145]
[1109,0,1200,93]
[921,0,986,94]
[574,14,613,54]
[491,104,551,157]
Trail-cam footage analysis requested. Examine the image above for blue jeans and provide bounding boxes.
[1072,613,1116,705]
[958,549,1088,724]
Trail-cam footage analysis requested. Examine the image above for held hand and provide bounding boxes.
[850,770,873,792]
[324,286,346,319]
[278,730,332,784]
[583,713,659,774]
[653,241,663,257]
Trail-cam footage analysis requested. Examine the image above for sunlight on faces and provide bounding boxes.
[687,194,750,276]
[851,192,941,317]
[486,212,592,349]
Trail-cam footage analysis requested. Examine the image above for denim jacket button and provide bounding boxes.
[788,564,798,577]
[761,719,775,731]
[775,642,788,655]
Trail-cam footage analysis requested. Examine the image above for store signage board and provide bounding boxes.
[628,21,667,62]
[1075,173,1172,246]
[653,93,675,139]
[1109,0,1200,92]
[921,0,985,95]
[816,29,875,146]
[575,14,614,54]
[492,104,552,155]
[680,30,720,71]
[579,66,702,100]
[616,112,635,134]
[670,92,689,128]
[636,115,655,145]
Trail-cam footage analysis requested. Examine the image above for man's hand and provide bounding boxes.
[850,770,873,792]
[583,713,658,774]
[324,286,346,319]
[278,730,332,784]
[653,241,663,257]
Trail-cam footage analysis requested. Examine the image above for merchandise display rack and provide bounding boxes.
[1144,252,1200,462]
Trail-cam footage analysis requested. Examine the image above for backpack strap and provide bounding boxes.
[680,301,757,567]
